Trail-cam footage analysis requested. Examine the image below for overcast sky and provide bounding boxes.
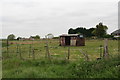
[0,0,119,38]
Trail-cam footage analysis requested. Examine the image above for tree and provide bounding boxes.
[47,33,54,39]
[75,27,86,35]
[68,27,95,37]
[86,28,95,37]
[35,35,40,39]
[68,28,75,34]
[93,23,108,38]
[30,35,40,40]
[7,34,15,40]
[17,37,22,40]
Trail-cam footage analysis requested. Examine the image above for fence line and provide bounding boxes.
[3,40,111,61]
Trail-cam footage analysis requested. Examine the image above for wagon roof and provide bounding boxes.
[60,34,79,37]
[111,29,120,34]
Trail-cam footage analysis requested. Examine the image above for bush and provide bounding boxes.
[53,37,59,39]
[103,34,114,38]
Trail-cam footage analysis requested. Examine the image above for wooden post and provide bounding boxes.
[19,45,22,59]
[29,44,31,58]
[32,49,35,60]
[45,35,48,58]
[103,39,109,59]
[68,47,70,60]
[47,46,50,60]
[45,46,47,58]
[16,44,19,56]
[100,45,103,58]
[45,35,50,60]
[6,39,9,57]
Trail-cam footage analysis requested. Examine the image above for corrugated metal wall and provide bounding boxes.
[60,37,65,46]
[70,37,76,46]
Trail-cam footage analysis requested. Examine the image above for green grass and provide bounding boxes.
[2,42,8,47]
[2,39,119,78]
[2,56,120,78]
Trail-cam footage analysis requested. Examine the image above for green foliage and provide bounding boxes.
[2,56,120,78]
[68,28,75,34]
[68,23,109,38]
[35,35,40,39]
[46,33,54,39]
[70,56,120,78]
[17,37,22,40]
[7,34,15,40]
[93,23,108,38]
[103,34,114,38]
[53,37,59,39]
[30,35,40,39]
[2,42,7,47]
[68,27,95,37]
[2,40,11,47]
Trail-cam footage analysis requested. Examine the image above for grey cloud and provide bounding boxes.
[2,0,39,7]
[118,1,120,29]
[1,0,118,38]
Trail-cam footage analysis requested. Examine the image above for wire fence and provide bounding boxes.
[2,39,118,61]
[2,40,90,61]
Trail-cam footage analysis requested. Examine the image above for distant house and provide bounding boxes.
[111,29,120,38]
[59,34,85,46]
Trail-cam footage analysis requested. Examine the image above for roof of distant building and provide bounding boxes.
[60,34,79,37]
[111,29,120,34]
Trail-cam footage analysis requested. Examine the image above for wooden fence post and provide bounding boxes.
[45,35,51,60]
[29,44,31,58]
[45,46,47,58]
[6,39,9,57]
[47,46,50,60]
[19,45,22,59]
[16,44,19,56]
[100,45,103,58]
[32,48,35,60]
[45,36,48,58]
[68,47,70,60]
[103,39,109,59]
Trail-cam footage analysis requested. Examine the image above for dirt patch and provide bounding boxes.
[9,41,45,44]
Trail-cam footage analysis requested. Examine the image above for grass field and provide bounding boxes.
[2,39,119,78]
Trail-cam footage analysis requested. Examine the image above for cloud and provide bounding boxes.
[1,0,119,38]
[118,1,120,29]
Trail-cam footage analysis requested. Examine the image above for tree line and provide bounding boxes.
[7,34,40,40]
[68,22,113,38]
[68,27,95,37]
[7,22,114,40]
[7,33,54,40]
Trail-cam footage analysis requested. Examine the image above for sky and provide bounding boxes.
[0,0,119,38]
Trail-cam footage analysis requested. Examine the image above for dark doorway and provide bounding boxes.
[65,37,70,45]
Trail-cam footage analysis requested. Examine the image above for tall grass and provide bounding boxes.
[2,55,120,78]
